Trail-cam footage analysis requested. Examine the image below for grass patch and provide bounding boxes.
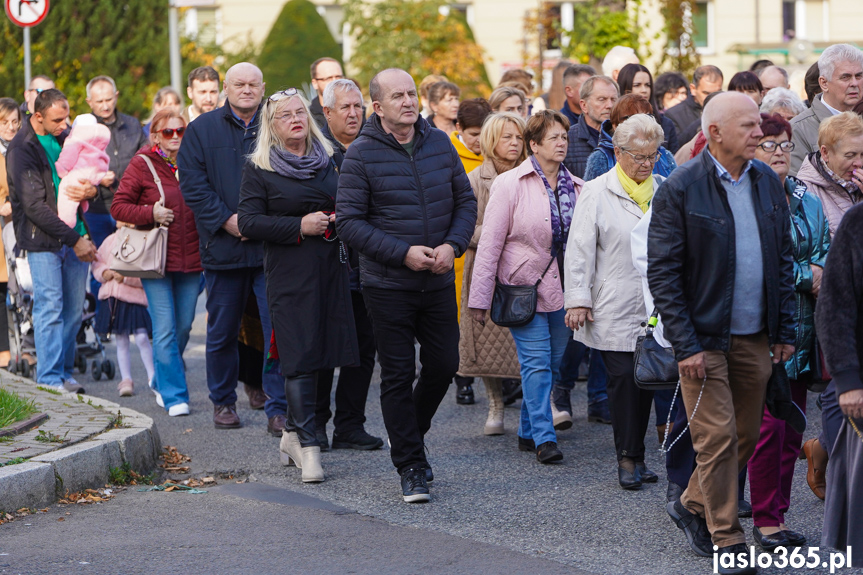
[36,386,62,396]
[107,411,129,429]
[0,387,38,429]
[34,429,68,443]
[0,457,26,467]
[109,461,156,485]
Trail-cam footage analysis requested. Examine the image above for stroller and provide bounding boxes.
[2,222,115,380]
[2,222,37,377]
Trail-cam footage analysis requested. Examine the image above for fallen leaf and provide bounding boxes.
[57,517,64,522]
[201,477,215,484]
[182,429,192,434]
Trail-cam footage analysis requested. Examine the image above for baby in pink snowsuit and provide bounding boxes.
[55,115,111,228]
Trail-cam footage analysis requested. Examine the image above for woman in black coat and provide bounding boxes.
[238,88,358,484]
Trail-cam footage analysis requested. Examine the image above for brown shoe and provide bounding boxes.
[213,404,242,429]
[803,438,827,500]
[244,384,267,410]
[267,414,287,437]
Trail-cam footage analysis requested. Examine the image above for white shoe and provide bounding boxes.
[167,402,190,416]
[149,380,165,407]
[551,402,573,430]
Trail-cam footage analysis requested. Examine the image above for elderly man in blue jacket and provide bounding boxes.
[337,68,477,503]
[178,62,286,433]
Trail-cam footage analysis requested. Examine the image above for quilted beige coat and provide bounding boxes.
[458,160,521,379]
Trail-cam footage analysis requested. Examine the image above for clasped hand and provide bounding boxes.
[301,211,335,237]
[404,244,454,274]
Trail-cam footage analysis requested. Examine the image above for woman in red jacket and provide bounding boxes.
[111,109,203,416]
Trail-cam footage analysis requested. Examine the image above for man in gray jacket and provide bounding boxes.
[789,44,863,175]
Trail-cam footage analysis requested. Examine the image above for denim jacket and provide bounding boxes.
[785,176,830,379]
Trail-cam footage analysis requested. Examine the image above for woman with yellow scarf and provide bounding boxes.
[563,114,670,491]
[449,98,493,405]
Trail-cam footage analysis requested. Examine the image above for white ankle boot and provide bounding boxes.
[300,446,324,483]
[279,431,303,468]
[483,378,505,435]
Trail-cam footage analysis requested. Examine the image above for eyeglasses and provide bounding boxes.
[0,118,20,129]
[620,149,660,164]
[275,110,308,122]
[28,88,45,94]
[757,141,795,153]
[269,88,299,102]
[314,75,344,83]
[159,127,186,138]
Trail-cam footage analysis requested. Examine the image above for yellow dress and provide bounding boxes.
[449,132,483,322]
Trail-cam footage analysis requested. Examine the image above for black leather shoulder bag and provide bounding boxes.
[490,248,557,328]
[634,308,679,390]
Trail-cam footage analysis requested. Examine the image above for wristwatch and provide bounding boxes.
[446,241,461,258]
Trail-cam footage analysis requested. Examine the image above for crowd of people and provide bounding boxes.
[3,41,863,574]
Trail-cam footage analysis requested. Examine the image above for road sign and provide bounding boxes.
[5,0,49,28]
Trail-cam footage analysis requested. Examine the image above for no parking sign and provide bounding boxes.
[5,0,49,27]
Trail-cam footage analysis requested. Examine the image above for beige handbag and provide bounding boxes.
[110,155,168,279]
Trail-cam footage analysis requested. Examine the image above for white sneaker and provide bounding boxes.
[149,380,164,407]
[551,402,573,430]
[167,402,190,417]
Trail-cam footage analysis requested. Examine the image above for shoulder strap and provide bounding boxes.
[138,154,166,206]
[533,245,559,287]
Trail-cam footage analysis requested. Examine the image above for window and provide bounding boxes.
[782,0,796,40]
[691,1,708,49]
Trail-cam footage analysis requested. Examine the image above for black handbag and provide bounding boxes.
[634,308,679,390]
[490,250,557,328]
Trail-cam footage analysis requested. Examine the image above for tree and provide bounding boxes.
[0,0,169,119]
[557,0,639,66]
[657,0,702,78]
[344,0,490,98]
[257,0,341,93]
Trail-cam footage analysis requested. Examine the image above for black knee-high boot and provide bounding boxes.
[284,372,319,447]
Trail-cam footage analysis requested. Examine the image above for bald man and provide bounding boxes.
[757,65,790,92]
[178,63,288,433]
[647,93,795,573]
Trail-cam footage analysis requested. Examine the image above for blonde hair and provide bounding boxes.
[489,86,526,111]
[818,111,863,150]
[480,112,527,164]
[250,92,334,172]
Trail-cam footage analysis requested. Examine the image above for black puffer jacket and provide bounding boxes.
[647,151,796,361]
[336,114,477,292]
[6,119,85,252]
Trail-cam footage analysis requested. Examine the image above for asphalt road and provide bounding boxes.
[2,293,859,575]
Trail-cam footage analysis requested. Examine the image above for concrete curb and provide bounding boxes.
[0,391,161,512]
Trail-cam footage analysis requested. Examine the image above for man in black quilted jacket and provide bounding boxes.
[336,68,477,503]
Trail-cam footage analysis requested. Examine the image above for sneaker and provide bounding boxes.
[587,399,612,424]
[332,429,384,450]
[62,379,86,394]
[168,402,190,417]
[715,543,758,574]
[148,380,164,407]
[117,379,134,397]
[400,468,430,503]
[536,441,564,464]
[418,462,434,483]
[551,402,573,430]
[667,499,713,557]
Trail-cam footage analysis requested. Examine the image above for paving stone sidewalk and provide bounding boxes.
[0,372,116,464]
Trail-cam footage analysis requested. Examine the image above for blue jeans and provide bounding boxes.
[204,268,286,417]
[654,389,678,428]
[83,212,116,313]
[509,309,571,446]
[28,246,89,386]
[558,338,608,406]
[142,272,201,409]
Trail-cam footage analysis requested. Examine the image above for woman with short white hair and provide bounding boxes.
[564,113,665,490]
[238,89,359,484]
[760,88,806,123]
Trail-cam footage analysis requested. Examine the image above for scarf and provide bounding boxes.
[818,152,860,194]
[530,156,577,255]
[269,139,328,180]
[615,162,653,213]
[0,137,9,157]
[153,144,178,175]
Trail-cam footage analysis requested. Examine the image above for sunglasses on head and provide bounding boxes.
[159,126,186,138]
[269,88,300,102]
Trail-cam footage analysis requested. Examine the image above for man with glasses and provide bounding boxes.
[309,57,344,129]
[178,62,288,434]
[21,75,55,116]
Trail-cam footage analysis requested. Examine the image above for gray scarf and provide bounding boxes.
[269,139,328,180]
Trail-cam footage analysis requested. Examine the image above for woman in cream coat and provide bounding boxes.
[564,114,666,490]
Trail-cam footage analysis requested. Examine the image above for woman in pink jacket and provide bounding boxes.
[468,110,582,464]
[93,229,155,397]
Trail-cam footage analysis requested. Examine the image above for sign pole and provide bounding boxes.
[23,25,31,88]
[169,2,182,96]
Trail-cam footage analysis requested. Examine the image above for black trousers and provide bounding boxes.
[363,285,459,474]
[600,351,654,462]
[0,282,8,353]
[316,290,377,434]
